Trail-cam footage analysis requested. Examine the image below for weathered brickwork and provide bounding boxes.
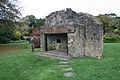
[40,8,103,58]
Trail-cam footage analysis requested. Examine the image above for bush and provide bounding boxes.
[104,36,120,43]
[0,31,12,44]
[11,37,19,42]
[15,31,22,40]
[0,36,11,44]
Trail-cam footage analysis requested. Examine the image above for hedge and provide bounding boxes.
[104,36,120,43]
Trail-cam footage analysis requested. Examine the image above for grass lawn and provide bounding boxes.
[0,43,120,80]
[69,43,120,80]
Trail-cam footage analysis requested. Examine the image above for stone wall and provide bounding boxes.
[46,34,68,52]
[68,25,85,57]
[85,24,103,58]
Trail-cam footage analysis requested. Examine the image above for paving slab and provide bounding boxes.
[59,61,69,65]
[59,64,70,67]
[64,72,74,77]
[63,68,73,71]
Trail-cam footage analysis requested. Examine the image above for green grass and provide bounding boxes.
[0,43,120,80]
[69,43,120,80]
[0,42,68,80]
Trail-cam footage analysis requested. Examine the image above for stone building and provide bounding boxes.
[40,8,103,58]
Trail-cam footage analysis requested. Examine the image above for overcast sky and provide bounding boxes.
[19,0,120,18]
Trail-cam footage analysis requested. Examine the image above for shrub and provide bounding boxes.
[15,31,22,40]
[0,36,10,44]
[114,29,120,35]
[104,36,120,43]
[0,31,12,44]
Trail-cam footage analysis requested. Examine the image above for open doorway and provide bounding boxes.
[45,33,68,53]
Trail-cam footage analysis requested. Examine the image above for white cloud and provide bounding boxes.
[19,0,120,18]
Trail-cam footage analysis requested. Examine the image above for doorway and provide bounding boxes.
[45,33,68,52]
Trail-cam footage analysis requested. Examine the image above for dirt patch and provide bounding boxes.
[0,44,23,54]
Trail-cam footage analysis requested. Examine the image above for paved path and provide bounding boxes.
[59,59,75,77]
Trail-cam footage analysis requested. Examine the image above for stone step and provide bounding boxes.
[36,53,71,60]
[64,72,74,77]
[59,61,69,65]
[38,53,71,58]
[63,68,73,71]
[42,52,71,58]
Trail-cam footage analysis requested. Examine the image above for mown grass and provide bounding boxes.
[0,42,69,80]
[69,43,120,80]
[0,43,120,80]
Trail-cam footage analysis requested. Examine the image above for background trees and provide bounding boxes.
[0,0,21,43]
[21,15,45,36]
[97,13,120,43]
[0,0,120,44]
[0,0,21,20]
[97,14,120,36]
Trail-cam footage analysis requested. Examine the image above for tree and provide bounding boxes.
[97,14,120,36]
[97,14,111,34]
[0,0,21,43]
[21,15,45,35]
[105,13,117,18]
[0,0,21,20]
[34,18,45,27]
[15,31,21,39]
[22,15,45,27]
[22,15,36,26]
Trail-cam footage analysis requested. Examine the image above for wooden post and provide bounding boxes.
[32,43,34,52]
[31,37,34,52]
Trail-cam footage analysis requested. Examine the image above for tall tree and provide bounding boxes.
[0,0,21,20]
[34,18,45,27]
[97,14,120,36]
[97,14,111,34]
[0,0,21,43]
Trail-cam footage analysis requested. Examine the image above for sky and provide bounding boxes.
[19,0,120,18]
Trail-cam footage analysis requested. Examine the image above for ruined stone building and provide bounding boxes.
[40,8,103,58]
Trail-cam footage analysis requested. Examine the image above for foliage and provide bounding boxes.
[114,29,119,34]
[0,36,11,44]
[21,15,45,35]
[0,0,21,20]
[15,31,22,39]
[0,20,15,43]
[22,15,36,27]
[14,21,29,36]
[25,15,36,23]
[97,14,120,36]
[0,0,21,44]
[0,27,13,44]
[34,18,45,27]
[22,15,45,27]
[28,28,33,35]
[104,36,120,43]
